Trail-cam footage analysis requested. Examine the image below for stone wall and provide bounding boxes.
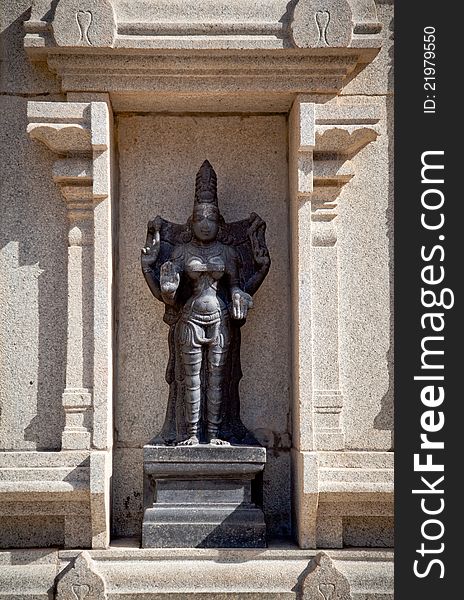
[1,2,66,454]
[0,0,394,563]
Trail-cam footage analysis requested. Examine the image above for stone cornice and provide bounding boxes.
[24,0,382,98]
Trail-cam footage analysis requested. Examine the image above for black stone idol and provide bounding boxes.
[140,160,270,547]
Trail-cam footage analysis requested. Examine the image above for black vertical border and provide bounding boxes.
[395,2,460,597]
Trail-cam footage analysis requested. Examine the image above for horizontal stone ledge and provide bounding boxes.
[0,545,391,600]
[0,451,90,468]
[318,490,394,504]
[319,467,394,484]
[144,445,266,463]
[318,500,393,517]
[0,466,90,482]
[318,451,394,470]
[0,501,91,517]
[27,101,91,123]
[0,481,90,498]
[117,22,284,37]
[0,451,102,503]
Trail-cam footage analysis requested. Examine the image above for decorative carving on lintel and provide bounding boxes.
[291,0,354,49]
[56,551,107,600]
[53,0,117,48]
[25,0,380,51]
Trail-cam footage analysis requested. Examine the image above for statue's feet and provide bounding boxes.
[178,435,200,446]
[208,437,231,446]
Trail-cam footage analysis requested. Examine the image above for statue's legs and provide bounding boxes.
[182,346,202,439]
[177,320,202,444]
[206,319,230,444]
[177,315,229,444]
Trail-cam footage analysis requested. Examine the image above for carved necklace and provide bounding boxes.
[190,240,220,257]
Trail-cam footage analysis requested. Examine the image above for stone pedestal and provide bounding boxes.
[142,445,266,548]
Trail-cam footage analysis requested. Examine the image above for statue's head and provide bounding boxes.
[191,160,221,242]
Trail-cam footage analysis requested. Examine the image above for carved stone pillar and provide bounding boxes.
[289,95,380,548]
[61,183,94,450]
[27,99,114,547]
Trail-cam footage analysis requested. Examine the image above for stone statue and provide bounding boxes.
[141,160,270,446]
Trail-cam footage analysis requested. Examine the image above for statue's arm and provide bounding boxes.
[244,213,271,296]
[227,246,253,320]
[141,218,162,301]
[244,263,270,297]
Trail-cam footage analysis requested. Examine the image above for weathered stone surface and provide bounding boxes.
[342,1,394,96]
[0,546,394,599]
[0,95,67,452]
[56,551,107,600]
[291,0,353,49]
[299,553,352,599]
[0,450,94,549]
[53,0,117,48]
[0,549,60,599]
[0,1,62,95]
[111,448,144,538]
[337,95,393,452]
[343,516,394,547]
[0,515,65,549]
[145,445,266,464]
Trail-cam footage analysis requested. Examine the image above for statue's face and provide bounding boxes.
[192,206,219,242]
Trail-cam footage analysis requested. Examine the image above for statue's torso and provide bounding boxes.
[182,241,228,317]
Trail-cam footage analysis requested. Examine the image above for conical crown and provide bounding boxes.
[194,160,218,206]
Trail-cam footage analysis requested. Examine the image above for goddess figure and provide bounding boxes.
[141,161,270,446]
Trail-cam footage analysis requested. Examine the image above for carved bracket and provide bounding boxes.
[27,101,110,201]
[291,100,380,247]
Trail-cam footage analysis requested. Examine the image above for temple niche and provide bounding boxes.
[0,0,394,597]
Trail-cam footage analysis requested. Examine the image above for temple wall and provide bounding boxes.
[0,0,395,596]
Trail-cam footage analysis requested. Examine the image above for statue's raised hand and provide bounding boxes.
[141,217,161,270]
[160,261,180,296]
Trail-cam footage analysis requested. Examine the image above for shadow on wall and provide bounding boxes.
[0,97,66,450]
[373,11,394,450]
[0,6,60,95]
